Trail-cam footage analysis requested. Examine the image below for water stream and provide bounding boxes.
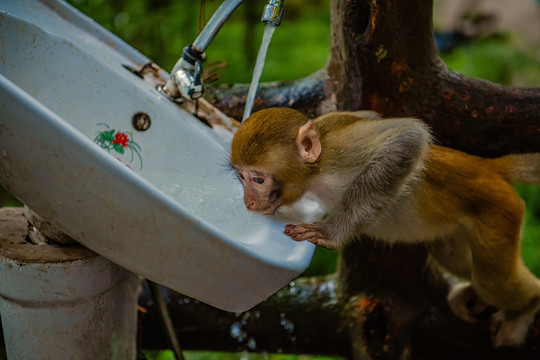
[242,22,277,121]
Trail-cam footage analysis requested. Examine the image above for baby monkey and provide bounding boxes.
[229,107,540,347]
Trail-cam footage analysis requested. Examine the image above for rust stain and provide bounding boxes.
[459,85,471,101]
[368,93,380,111]
[371,0,379,32]
[391,60,408,78]
[360,297,380,313]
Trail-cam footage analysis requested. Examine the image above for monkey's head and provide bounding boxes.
[230,107,322,215]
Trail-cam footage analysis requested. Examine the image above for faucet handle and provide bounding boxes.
[190,60,204,99]
[164,46,206,100]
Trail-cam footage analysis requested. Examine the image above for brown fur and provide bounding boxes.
[230,108,540,346]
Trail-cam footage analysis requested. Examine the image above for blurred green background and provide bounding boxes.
[1,0,540,358]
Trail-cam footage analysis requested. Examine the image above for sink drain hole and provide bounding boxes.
[132,112,151,131]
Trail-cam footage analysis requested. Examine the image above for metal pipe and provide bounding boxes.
[193,0,243,52]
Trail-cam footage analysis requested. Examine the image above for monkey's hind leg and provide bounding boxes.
[466,194,540,347]
[432,231,490,321]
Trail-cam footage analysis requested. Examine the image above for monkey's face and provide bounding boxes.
[234,166,282,215]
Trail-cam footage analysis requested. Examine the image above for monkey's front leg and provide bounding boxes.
[284,223,339,250]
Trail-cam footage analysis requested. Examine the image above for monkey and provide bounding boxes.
[229,107,540,347]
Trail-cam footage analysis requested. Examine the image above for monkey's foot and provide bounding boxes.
[447,283,489,323]
[284,223,338,250]
[490,310,534,347]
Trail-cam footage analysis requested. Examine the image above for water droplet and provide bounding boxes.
[279,313,295,335]
[289,286,297,295]
[229,321,247,343]
[247,337,257,350]
[230,322,242,339]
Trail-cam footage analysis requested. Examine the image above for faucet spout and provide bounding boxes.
[163,0,285,102]
[261,0,284,26]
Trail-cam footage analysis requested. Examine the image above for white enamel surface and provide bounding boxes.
[0,0,314,312]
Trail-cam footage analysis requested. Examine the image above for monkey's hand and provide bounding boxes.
[284,223,338,250]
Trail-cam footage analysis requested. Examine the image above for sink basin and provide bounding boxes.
[0,0,314,312]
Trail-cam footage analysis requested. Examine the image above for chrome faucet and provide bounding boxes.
[261,0,284,26]
[162,0,284,101]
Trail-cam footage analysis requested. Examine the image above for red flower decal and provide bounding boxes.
[94,124,142,169]
[113,132,129,147]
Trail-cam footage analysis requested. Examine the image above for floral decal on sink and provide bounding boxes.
[94,123,142,170]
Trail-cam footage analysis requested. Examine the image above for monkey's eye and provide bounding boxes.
[237,172,245,181]
[253,177,265,184]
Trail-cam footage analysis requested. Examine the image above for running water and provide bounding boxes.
[242,22,277,121]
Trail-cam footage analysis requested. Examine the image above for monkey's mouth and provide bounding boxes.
[246,189,281,215]
[254,202,280,215]
[250,197,281,216]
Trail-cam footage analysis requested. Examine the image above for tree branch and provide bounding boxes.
[139,241,540,359]
[204,69,328,121]
[327,0,540,156]
[139,275,350,357]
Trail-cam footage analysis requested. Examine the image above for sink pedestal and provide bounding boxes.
[0,207,140,360]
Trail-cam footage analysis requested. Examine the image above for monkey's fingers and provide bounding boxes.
[284,224,338,249]
[283,224,319,240]
[284,223,320,240]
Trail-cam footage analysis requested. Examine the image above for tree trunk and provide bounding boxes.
[142,0,540,358]
[325,0,540,157]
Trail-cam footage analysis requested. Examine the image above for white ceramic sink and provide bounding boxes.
[0,0,314,312]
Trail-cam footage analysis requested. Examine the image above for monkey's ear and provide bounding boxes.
[296,121,321,163]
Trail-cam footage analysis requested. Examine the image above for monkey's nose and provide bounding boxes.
[246,200,256,210]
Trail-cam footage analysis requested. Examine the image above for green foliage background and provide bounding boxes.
[67,0,330,83]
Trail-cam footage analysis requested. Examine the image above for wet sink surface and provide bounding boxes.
[0,0,314,312]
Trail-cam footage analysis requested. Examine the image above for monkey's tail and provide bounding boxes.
[493,153,540,186]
